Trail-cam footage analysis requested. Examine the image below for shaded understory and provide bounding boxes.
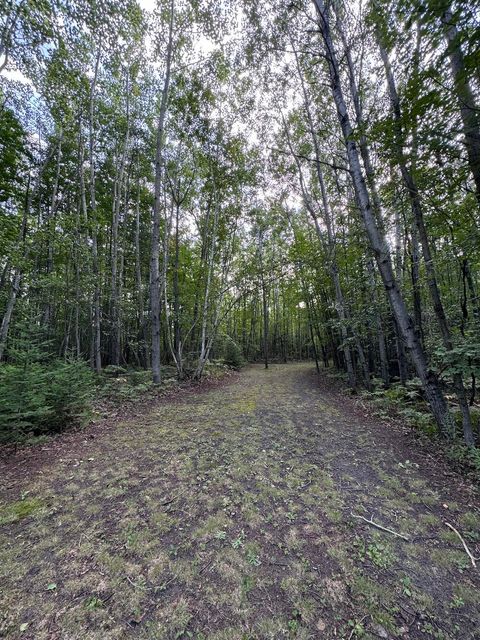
[0,363,479,639]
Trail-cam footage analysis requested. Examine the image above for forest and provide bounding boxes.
[1,1,480,638]
[2,0,480,451]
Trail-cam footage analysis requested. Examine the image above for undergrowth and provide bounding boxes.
[359,377,480,480]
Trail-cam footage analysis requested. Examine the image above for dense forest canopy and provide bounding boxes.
[1,0,480,447]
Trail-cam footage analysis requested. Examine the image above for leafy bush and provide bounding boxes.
[362,378,438,437]
[397,407,436,436]
[0,359,93,443]
[434,340,480,380]
[446,444,480,478]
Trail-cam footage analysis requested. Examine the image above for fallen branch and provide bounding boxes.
[161,487,189,506]
[351,513,410,541]
[445,522,477,568]
[199,558,215,574]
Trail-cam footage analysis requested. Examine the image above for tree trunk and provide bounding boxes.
[150,0,174,384]
[110,73,130,366]
[89,48,102,373]
[377,33,474,446]
[195,198,219,379]
[262,275,269,369]
[0,269,21,361]
[313,0,454,438]
[442,7,480,206]
[367,259,390,387]
[134,175,148,368]
[42,129,63,329]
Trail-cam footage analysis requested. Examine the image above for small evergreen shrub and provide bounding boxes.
[0,359,93,443]
[0,319,93,443]
[103,364,128,377]
[98,367,158,402]
[128,370,151,386]
[223,336,244,369]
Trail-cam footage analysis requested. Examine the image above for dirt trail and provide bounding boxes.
[1,363,479,640]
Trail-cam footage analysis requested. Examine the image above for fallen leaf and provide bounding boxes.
[316,619,326,632]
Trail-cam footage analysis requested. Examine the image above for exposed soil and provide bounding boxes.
[0,363,479,639]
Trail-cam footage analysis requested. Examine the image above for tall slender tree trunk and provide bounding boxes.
[134,175,148,368]
[367,259,390,387]
[313,0,454,438]
[377,33,474,445]
[150,0,174,384]
[195,198,219,379]
[172,201,182,375]
[262,275,269,369]
[442,7,480,205]
[257,228,269,369]
[0,269,21,361]
[393,199,408,384]
[410,221,424,347]
[110,73,130,366]
[89,48,102,373]
[74,123,86,358]
[42,129,63,329]
[334,8,384,232]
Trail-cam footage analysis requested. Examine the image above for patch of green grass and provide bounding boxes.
[0,497,43,525]
[418,513,439,527]
[459,511,480,542]
[412,589,434,612]
[151,511,178,534]
[194,512,229,539]
[351,573,384,606]
[241,573,255,599]
[230,398,257,414]
[354,534,395,570]
[451,582,479,606]
[430,548,472,573]
[400,575,412,597]
[285,528,303,553]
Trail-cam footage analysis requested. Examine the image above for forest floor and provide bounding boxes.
[0,363,479,640]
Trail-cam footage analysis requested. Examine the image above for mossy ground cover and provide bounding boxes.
[0,363,479,639]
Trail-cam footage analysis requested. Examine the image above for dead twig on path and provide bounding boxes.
[299,480,312,490]
[351,513,410,541]
[445,522,477,568]
[199,558,215,574]
[152,574,178,593]
[161,487,189,506]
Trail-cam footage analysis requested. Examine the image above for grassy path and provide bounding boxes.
[1,363,479,639]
